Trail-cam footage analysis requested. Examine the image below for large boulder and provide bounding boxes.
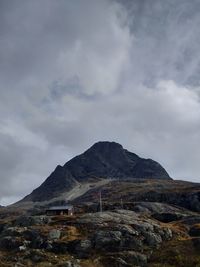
[143,232,162,247]
[152,212,185,223]
[73,239,92,258]
[0,236,22,250]
[157,227,173,241]
[48,229,61,240]
[23,229,46,249]
[51,241,69,254]
[189,225,200,237]
[94,230,122,251]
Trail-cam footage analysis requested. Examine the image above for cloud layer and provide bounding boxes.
[0,0,200,205]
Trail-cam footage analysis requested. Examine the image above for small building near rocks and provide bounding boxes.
[46,204,74,216]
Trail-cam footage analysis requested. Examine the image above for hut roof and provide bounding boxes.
[46,205,73,211]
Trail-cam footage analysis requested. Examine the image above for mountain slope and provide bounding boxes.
[66,142,170,180]
[20,141,171,202]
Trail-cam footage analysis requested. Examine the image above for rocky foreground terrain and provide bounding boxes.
[1,178,200,266]
[1,142,200,266]
[1,199,200,267]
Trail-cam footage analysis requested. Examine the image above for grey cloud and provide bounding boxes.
[0,125,72,204]
[0,0,200,204]
[119,0,200,87]
[0,0,130,94]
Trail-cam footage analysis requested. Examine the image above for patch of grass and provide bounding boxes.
[149,238,200,267]
[81,259,103,267]
[61,225,83,241]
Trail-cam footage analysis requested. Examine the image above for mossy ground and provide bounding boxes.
[149,237,200,267]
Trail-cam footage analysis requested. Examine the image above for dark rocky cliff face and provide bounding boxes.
[22,165,78,202]
[66,141,170,180]
[21,141,171,202]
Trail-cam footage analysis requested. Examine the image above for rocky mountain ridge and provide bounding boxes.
[21,141,171,203]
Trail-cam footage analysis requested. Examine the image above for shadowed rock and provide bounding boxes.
[20,141,171,202]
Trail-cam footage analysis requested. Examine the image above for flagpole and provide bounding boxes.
[99,190,102,212]
[121,198,123,209]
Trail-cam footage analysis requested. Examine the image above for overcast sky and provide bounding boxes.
[1,0,200,205]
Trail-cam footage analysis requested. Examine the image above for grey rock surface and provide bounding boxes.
[94,230,122,251]
[78,210,173,254]
[74,239,92,258]
[132,202,183,214]
[48,229,61,240]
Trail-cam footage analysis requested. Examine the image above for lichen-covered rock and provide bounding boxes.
[132,202,185,214]
[132,221,154,234]
[114,224,139,236]
[77,210,173,254]
[48,229,61,240]
[78,210,139,226]
[158,227,173,241]
[143,232,162,247]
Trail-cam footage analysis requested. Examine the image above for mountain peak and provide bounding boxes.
[90,141,123,149]
[86,141,123,155]
[21,141,171,202]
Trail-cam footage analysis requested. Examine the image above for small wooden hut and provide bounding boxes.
[46,204,73,216]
